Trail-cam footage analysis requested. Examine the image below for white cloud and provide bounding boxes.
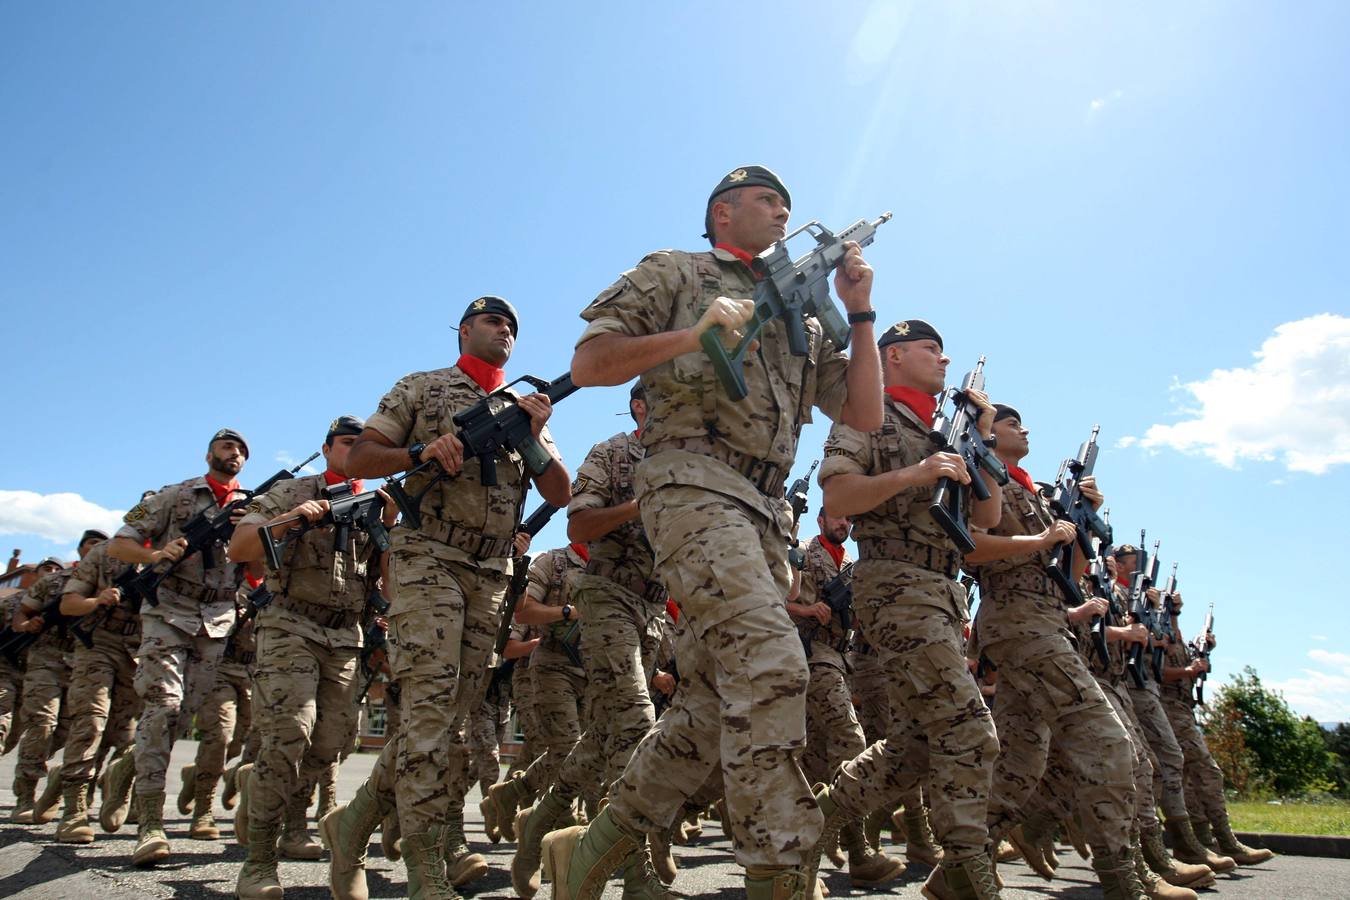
[1088,89,1125,116]
[1120,314,1350,474]
[0,490,125,544]
[1268,649,1350,723]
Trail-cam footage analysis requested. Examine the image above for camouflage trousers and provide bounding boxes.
[14,644,72,783]
[801,656,866,787]
[1100,678,1158,830]
[985,632,1133,855]
[59,631,142,786]
[1164,700,1228,824]
[249,626,359,832]
[510,660,541,774]
[520,647,587,795]
[193,658,252,781]
[1129,685,1189,822]
[362,545,507,836]
[830,592,997,863]
[848,647,929,813]
[469,687,510,792]
[609,485,817,868]
[0,660,22,752]
[132,616,226,795]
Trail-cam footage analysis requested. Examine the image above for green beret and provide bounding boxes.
[79,529,108,546]
[993,404,1022,424]
[703,165,791,240]
[877,319,943,351]
[210,428,250,459]
[326,415,366,443]
[459,296,519,337]
[1113,544,1139,559]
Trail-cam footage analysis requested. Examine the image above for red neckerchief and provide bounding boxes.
[1006,464,1035,494]
[818,535,846,570]
[245,571,264,590]
[1116,575,1132,588]
[205,475,241,508]
[714,242,764,281]
[323,469,364,496]
[666,598,680,622]
[885,386,938,427]
[457,354,506,394]
[570,542,590,563]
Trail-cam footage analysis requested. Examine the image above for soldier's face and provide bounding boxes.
[206,440,246,477]
[76,537,99,559]
[461,313,514,366]
[820,513,850,543]
[1116,554,1137,578]
[37,563,61,576]
[892,341,948,394]
[715,187,789,255]
[992,416,1029,459]
[323,434,359,476]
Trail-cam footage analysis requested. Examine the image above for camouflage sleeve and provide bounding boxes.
[798,545,821,602]
[818,422,872,482]
[566,440,613,516]
[575,252,681,347]
[20,572,58,611]
[15,586,39,614]
[524,551,554,604]
[239,478,304,528]
[812,333,852,424]
[63,546,104,598]
[364,372,421,446]
[116,483,175,544]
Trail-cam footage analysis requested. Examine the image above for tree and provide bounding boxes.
[1322,722,1350,795]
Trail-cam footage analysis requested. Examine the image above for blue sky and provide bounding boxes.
[3,3,1348,718]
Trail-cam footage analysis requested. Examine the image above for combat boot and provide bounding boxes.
[485,771,533,843]
[381,811,402,861]
[132,791,172,866]
[1139,824,1214,888]
[279,794,323,860]
[1091,847,1148,900]
[901,806,944,868]
[649,822,678,885]
[235,824,284,900]
[99,750,136,832]
[222,761,242,809]
[1063,815,1090,859]
[10,775,37,823]
[318,781,385,900]
[1007,824,1054,881]
[233,763,254,847]
[317,768,337,822]
[744,865,811,900]
[1133,837,1198,900]
[1192,817,1217,849]
[621,844,676,899]
[55,782,96,844]
[1164,816,1235,873]
[402,827,461,900]
[822,827,845,868]
[803,784,854,892]
[442,818,488,886]
[840,817,904,887]
[1211,812,1275,865]
[177,764,197,815]
[33,772,63,823]
[540,804,642,900]
[511,789,571,899]
[863,807,888,852]
[995,839,1019,863]
[190,776,221,840]
[919,854,1003,900]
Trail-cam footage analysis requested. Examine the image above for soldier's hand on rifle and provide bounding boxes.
[1205,633,1217,650]
[809,602,831,626]
[517,392,554,438]
[1123,622,1148,645]
[424,432,466,476]
[965,388,998,438]
[1189,658,1210,676]
[152,537,189,565]
[373,615,389,632]
[1145,587,1161,605]
[691,296,756,352]
[1080,475,1104,510]
[15,614,44,633]
[513,532,532,556]
[291,499,330,524]
[376,489,399,527]
[1039,520,1078,550]
[833,241,874,311]
[229,506,250,526]
[652,671,676,697]
[1067,597,1109,624]
[96,587,121,608]
[913,451,971,486]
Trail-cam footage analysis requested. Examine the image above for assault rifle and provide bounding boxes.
[1191,602,1215,705]
[701,213,892,400]
[223,584,274,659]
[355,590,393,705]
[1124,534,1161,688]
[1084,510,1115,671]
[786,460,819,570]
[1150,563,1180,682]
[69,565,143,650]
[258,481,392,570]
[492,501,563,659]
[0,594,75,668]
[128,451,320,607]
[802,560,855,659]
[385,373,578,527]
[1045,426,1112,605]
[653,657,680,719]
[929,357,1009,553]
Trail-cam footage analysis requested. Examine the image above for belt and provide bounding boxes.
[646,437,787,498]
[854,640,877,657]
[161,574,230,604]
[275,593,363,631]
[856,538,961,579]
[417,516,514,560]
[227,648,256,666]
[980,569,1054,597]
[102,614,141,636]
[585,558,667,606]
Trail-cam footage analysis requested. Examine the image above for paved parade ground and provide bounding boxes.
[1,741,1346,899]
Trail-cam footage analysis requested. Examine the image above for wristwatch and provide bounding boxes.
[408,442,426,466]
[561,604,573,622]
[847,309,877,325]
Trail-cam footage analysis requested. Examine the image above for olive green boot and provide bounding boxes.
[919,854,1003,900]
[841,817,904,887]
[1140,823,1214,888]
[744,865,812,900]
[511,788,570,899]
[10,775,37,824]
[1211,813,1275,865]
[99,751,136,832]
[621,844,676,899]
[1091,847,1148,900]
[381,811,402,861]
[190,777,221,840]
[441,819,488,886]
[177,764,197,815]
[485,771,533,842]
[540,804,642,900]
[132,791,171,866]
[235,824,285,900]
[902,806,944,868]
[402,827,462,900]
[1164,816,1235,872]
[55,782,95,844]
[33,772,63,823]
[318,781,385,900]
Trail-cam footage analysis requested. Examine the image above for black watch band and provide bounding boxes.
[847,309,877,325]
[561,604,572,622]
[408,442,426,466]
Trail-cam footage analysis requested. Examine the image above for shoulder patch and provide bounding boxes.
[124,503,148,523]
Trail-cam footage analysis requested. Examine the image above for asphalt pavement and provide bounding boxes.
[2,740,1346,898]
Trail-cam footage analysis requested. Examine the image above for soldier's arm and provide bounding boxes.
[965,521,1073,564]
[566,442,636,543]
[110,488,183,565]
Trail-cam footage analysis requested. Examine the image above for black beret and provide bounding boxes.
[1113,544,1139,558]
[703,165,791,240]
[993,404,1022,423]
[629,383,646,401]
[209,428,250,459]
[877,319,944,351]
[79,529,108,546]
[326,415,366,443]
[37,556,64,570]
[459,295,519,337]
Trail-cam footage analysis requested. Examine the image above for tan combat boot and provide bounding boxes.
[841,817,904,887]
[1134,838,1198,900]
[649,823,678,885]
[485,771,533,843]
[442,819,488,886]
[1007,824,1054,881]
[317,765,338,822]
[55,781,96,844]
[745,865,812,900]
[802,784,854,893]
[279,794,323,860]
[540,805,642,900]
[1091,847,1148,900]
[511,789,570,899]
[222,761,242,810]
[233,763,254,847]
[1192,817,1217,849]
[920,854,1003,900]
[10,775,37,824]
[1139,823,1214,888]
[822,827,846,868]
[33,772,63,823]
[863,807,888,852]
[236,824,285,900]
[403,827,462,900]
[190,775,220,840]
[132,791,172,866]
[1211,813,1275,865]
[318,781,385,900]
[901,806,944,868]
[99,751,136,832]
[1164,816,1235,873]
[177,764,197,815]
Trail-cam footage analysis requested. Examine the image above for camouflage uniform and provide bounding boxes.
[59,541,142,790]
[1160,640,1226,825]
[0,588,26,751]
[508,620,542,775]
[1128,643,1190,826]
[359,365,552,837]
[117,477,238,796]
[13,569,77,786]
[971,478,1133,857]
[192,591,254,805]
[819,394,998,863]
[581,245,852,867]
[470,674,511,794]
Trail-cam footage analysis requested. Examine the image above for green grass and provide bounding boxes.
[1226,799,1350,836]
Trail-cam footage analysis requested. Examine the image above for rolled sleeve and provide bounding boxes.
[819,422,872,482]
[365,373,420,446]
[566,441,613,516]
